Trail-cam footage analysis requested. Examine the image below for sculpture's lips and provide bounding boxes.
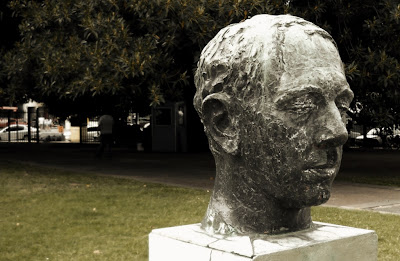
[302,167,336,181]
[302,148,340,181]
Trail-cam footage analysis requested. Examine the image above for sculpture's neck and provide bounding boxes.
[201,157,312,235]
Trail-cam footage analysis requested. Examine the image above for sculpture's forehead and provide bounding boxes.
[271,27,348,98]
[282,27,341,71]
[279,67,348,91]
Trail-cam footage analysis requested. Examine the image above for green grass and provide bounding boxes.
[0,161,209,260]
[1,161,399,260]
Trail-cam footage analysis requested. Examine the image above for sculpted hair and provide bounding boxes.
[193,14,337,119]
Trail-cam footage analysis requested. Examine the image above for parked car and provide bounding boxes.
[0,124,65,142]
[86,121,99,142]
[0,124,36,141]
[62,122,99,142]
[39,128,65,141]
[86,126,100,141]
[355,128,400,147]
[355,128,382,147]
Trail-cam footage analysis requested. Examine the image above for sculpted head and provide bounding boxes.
[194,14,353,235]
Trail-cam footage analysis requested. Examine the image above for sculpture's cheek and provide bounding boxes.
[240,117,303,178]
[240,115,333,208]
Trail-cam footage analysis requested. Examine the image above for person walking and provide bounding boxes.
[96,113,114,158]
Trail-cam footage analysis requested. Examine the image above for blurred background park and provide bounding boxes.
[0,0,400,152]
[1,1,400,260]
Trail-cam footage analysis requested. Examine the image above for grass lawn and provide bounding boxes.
[1,161,399,260]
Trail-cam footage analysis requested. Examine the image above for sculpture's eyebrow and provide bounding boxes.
[274,85,324,106]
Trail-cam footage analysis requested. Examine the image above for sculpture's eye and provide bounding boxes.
[275,88,324,120]
[335,100,350,121]
[335,102,349,114]
[286,96,318,115]
[334,89,353,118]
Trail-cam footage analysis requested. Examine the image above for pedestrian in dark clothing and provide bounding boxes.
[96,114,114,158]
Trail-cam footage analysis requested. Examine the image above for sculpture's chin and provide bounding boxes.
[278,183,333,209]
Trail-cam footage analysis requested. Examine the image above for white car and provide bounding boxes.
[62,121,99,142]
[39,128,65,141]
[86,121,99,142]
[355,128,400,147]
[0,124,37,141]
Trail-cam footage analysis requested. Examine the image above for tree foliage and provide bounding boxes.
[2,0,283,116]
[1,0,399,127]
[0,1,20,105]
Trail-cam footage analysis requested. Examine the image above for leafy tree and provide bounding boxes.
[2,0,399,132]
[2,0,284,117]
[0,1,20,105]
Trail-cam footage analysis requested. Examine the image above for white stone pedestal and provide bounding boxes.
[149,222,377,261]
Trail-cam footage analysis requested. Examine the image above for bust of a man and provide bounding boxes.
[194,14,353,235]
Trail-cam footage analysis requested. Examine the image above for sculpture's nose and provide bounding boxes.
[315,103,348,149]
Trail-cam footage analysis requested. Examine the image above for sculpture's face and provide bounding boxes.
[239,32,353,208]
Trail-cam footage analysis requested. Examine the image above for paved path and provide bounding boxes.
[325,182,400,214]
[1,143,399,215]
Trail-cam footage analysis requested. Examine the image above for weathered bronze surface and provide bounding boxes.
[194,14,353,235]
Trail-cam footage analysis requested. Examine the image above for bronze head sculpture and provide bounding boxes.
[194,14,353,235]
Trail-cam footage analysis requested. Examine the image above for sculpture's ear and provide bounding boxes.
[202,93,239,155]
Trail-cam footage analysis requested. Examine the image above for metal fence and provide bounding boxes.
[347,123,400,149]
[2,107,396,149]
[0,108,99,144]
[347,124,363,148]
[0,108,38,143]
